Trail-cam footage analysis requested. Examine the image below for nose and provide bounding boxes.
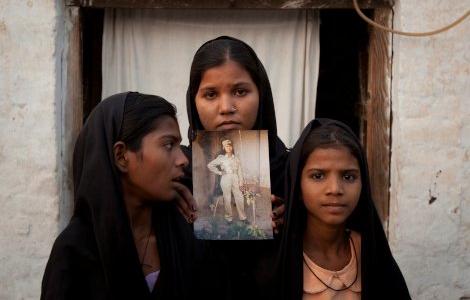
[175,147,189,168]
[219,93,235,115]
[325,175,344,195]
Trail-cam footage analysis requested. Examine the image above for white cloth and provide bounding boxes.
[102,9,320,146]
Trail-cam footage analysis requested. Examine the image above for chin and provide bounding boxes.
[322,215,349,226]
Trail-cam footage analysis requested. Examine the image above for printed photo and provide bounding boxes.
[193,130,273,240]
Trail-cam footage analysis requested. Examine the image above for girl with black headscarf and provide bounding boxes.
[179,36,289,299]
[41,92,201,300]
[276,119,410,299]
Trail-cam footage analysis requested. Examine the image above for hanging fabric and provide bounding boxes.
[102,8,320,146]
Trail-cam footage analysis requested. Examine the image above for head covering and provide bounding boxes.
[276,118,410,300]
[221,139,232,148]
[42,92,196,300]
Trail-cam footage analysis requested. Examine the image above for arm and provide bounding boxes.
[207,156,223,176]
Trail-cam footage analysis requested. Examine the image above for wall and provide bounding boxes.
[389,0,470,298]
[0,0,65,298]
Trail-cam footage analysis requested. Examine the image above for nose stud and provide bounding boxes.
[231,105,237,112]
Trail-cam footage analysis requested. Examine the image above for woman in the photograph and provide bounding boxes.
[276,118,410,299]
[41,92,208,299]
[179,36,289,298]
[207,138,246,222]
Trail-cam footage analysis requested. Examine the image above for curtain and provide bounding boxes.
[102,9,319,147]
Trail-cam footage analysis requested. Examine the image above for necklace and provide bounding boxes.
[303,234,358,292]
[139,227,153,269]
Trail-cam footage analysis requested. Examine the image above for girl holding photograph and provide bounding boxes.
[180,36,289,226]
[178,36,289,298]
[276,119,410,299]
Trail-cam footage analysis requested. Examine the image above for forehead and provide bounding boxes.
[145,116,181,139]
[304,146,359,169]
[200,60,253,85]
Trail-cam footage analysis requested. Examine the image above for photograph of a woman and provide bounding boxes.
[192,130,272,240]
[207,139,247,223]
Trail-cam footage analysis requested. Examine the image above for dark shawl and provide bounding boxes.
[41,92,197,300]
[182,36,289,299]
[276,118,410,299]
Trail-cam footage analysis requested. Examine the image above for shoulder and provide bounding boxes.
[42,218,101,299]
[46,218,99,268]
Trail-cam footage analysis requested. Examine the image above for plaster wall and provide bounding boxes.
[390,0,470,298]
[0,0,64,299]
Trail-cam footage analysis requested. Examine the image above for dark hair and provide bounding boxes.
[186,36,277,138]
[299,124,363,172]
[118,92,177,151]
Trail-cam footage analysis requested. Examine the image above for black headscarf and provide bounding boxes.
[42,92,196,300]
[276,118,410,299]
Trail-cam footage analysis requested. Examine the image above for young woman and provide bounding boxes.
[277,119,410,299]
[41,92,208,299]
[207,138,247,222]
[181,35,288,222]
[179,36,289,298]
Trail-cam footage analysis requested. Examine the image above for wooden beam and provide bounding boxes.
[60,6,83,227]
[364,8,392,227]
[66,0,393,9]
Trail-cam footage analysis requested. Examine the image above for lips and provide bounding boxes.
[321,203,347,214]
[171,173,184,183]
[217,121,241,131]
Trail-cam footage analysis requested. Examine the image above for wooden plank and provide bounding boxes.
[66,0,393,9]
[60,6,83,227]
[364,8,392,227]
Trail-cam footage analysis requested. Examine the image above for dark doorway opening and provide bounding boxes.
[315,9,371,136]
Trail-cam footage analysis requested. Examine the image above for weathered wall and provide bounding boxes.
[0,0,64,298]
[389,0,470,298]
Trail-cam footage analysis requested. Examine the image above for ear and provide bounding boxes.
[113,141,129,173]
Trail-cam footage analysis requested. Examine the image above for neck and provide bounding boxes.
[303,217,348,255]
[226,152,233,157]
[122,180,153,239]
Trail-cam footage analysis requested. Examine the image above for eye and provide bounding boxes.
[203,90,217,100]
[343,173,358,182]
[233,88,247,97]
[163,142,174,150]
[310,171,324,181]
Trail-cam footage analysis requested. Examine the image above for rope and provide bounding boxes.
[352,0,470,37]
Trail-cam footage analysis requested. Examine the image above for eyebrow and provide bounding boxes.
[232,82,253,87]
[198,81,254,90]
[159,134,182,143]
[305,167,360,172]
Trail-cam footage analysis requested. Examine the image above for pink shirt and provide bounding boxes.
[303,231,361,300]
